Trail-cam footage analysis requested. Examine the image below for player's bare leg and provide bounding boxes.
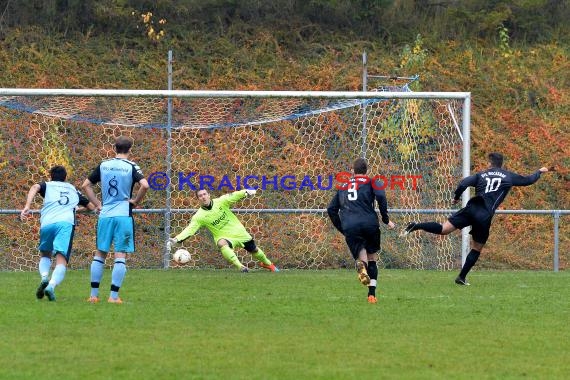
[356,248,370,286]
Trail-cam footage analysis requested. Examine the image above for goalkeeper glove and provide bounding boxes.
[245,188,257,196]
[166,237,178,251]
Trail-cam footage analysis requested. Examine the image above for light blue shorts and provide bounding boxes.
[39,222,75,261]
[96,216,135,253]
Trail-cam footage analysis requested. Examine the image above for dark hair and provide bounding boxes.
[50,165,67,181]
[353,158,367,175]
[488,152,503,168]
[195,189,208,197]
[115,136,133,154]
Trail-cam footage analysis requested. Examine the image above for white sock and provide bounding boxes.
[49,264,66,288]
[39,256,51,280]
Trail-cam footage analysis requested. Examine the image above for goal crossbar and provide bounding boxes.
[0,88,470,100]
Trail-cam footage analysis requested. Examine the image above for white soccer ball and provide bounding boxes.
[173,249,191,264]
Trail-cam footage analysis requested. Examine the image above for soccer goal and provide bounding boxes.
[0,88,470,271]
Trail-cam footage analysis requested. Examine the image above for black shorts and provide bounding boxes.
[448,199,493,244]
[343,224,380,260]
[227,239,257,252]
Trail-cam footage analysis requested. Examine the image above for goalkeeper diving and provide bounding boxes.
[168,188,279,272]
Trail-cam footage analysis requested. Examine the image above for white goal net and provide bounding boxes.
[0,89,469,271]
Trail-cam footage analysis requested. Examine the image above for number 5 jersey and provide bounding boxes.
[39,181,90,227]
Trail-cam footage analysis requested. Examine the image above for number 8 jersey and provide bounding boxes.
[39,181,89,227]
[88,158,145,217]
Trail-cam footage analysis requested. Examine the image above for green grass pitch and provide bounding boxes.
[1,269,569,379]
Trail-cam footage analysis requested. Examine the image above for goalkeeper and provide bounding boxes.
[168,188,279,272]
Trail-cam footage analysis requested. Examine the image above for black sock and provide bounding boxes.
[367,261,378,280]
[415,222,443,234]
[459,249,481,279]
[367,261,378,296]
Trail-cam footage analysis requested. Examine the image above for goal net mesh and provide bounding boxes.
[0,93,463,271]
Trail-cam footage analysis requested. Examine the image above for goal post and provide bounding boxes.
[0,88,470,271]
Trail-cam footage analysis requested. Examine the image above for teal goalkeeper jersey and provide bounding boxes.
[175,190,252,244]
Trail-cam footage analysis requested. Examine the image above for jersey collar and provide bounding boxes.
[201,201,213,211]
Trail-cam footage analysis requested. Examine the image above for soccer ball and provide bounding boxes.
[173,249,191,264]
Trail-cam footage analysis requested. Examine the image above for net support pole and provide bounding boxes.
[163,49,174,269]
[461,93,472,266]
[361,51,368,159]
[553,210,560,272]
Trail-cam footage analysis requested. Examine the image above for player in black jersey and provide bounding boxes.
[327,158,396,303]
[401,153,548,285]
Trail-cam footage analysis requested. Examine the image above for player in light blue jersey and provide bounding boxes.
[82,136,149,304]
[21,165,93,301]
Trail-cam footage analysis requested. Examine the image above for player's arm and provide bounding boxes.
[453,174,478,203]
[511,167,548,186]
[220,189,252,207]
[130,178,150,207]
[373,184,394,227]
[81,178,102,211]
[20,183,41,220]
[76,204,96,212]
[82,166,102,211]
[326,192,343,234]
[76,191,96,212]
[129,164,149,207]
[170,217,202,246]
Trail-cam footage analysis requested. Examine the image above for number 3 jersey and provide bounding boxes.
[454,167,542,213]
[39,181,90,227]
[88,158,145,217]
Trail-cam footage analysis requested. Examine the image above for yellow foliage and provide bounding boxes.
[38,122,73,179]
[397,143,414,160]
[0,132,7,170]
[133,11,167,43]
[406,99,419,120]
